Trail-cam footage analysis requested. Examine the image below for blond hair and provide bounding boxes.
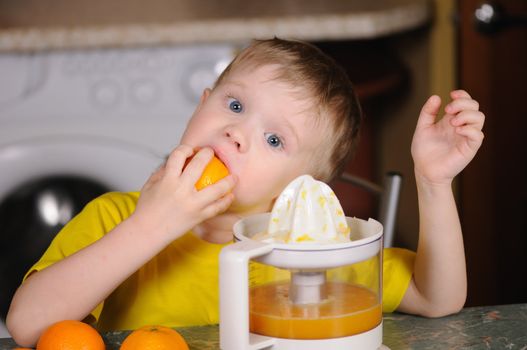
[214,38,362,182]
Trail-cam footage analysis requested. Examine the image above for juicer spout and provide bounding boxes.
[290,271,328,304]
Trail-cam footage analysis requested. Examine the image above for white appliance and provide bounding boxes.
[220,214,384,349]
[0,44,236,333]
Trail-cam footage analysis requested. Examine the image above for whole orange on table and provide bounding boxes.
[195,155,229,190]
[36,319,105,350]
[120,325,189,350]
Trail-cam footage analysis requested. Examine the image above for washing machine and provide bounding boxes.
[0,43,237,329]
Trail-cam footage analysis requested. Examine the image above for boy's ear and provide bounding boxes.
[199,88,211,106]
[191,88,211,115]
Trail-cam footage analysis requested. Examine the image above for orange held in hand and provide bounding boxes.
[119,325,189,350]
[36,320,105,350]
[195,155,229,190]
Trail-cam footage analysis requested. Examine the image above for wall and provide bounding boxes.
[378,0,456,249]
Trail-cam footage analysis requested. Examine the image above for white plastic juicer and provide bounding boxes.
[220,213,384,350]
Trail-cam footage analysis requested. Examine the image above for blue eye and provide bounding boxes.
[265,133,283,149]
[228,98,243,113]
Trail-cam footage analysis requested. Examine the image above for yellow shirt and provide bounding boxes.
[25,192,415,331]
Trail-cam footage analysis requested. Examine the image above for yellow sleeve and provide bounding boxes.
[23,191,139,321]
[382,247,415,313]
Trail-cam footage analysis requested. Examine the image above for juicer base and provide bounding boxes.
[255,322,383,350]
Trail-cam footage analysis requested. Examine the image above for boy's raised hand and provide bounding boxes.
[133,146,236,244]
[411,90,485,186]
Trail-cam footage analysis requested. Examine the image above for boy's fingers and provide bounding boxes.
[143,163,166,190]
[165,145,195,176]
[179,147,214,185]
[417,95,442,128]
[198,174,237,199]
[445,98,480,114]
[456,125,485,149]
[451,89,472,100]
[451,111,485,129]
[202,193,235,218]
[194,174,237,218]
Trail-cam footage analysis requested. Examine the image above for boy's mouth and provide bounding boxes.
[210,146,231,174]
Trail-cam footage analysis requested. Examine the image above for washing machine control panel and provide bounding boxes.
[0,44,237,154]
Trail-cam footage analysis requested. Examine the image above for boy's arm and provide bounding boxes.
[6,146,236,347]
[397,90,484,317]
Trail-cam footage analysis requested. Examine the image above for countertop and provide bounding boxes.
[0,0,431,52]
[1,303,526,349]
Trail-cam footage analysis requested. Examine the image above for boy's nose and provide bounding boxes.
[224,126,247,152]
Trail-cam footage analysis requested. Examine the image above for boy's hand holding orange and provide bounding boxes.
[134,146,235,244]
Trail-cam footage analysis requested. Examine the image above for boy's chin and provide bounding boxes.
[226,199,274,216]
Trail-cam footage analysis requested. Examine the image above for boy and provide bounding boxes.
[7,38,484,347]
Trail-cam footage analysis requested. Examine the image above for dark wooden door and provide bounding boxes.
[458,0,527,306]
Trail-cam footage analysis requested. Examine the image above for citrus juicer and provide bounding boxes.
[219,213,384,350]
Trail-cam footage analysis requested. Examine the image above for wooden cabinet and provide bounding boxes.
[458,0,527,306]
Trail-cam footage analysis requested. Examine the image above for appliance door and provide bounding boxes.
[0,136,163,319]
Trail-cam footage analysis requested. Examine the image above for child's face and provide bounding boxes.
[180,64,329,213]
